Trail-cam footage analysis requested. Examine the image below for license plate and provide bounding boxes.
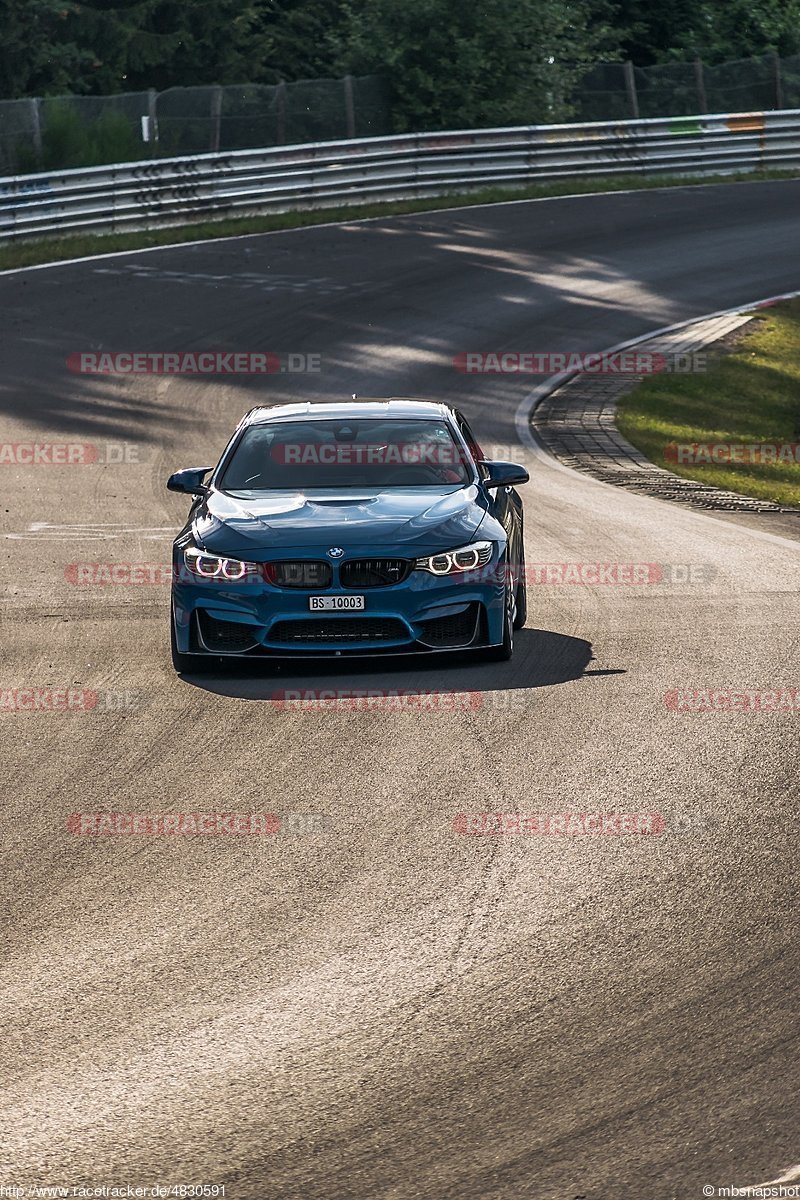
[309,595,365,611]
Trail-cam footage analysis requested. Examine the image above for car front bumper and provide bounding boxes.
[171,546,507,657]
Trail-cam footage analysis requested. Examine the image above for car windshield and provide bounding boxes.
[219,417,472,490]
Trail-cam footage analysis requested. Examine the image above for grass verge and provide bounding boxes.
[616,299,800,508]
[2,168,799,273]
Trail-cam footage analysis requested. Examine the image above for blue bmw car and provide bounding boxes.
[167,399,528,671]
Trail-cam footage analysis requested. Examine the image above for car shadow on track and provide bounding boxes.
[179,628,620,700]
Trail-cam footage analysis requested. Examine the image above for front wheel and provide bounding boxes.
[485,578,514,662]
[170,608,200,673]
[513,552,527,630]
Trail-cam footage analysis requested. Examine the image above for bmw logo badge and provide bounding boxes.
[327,546,345,558]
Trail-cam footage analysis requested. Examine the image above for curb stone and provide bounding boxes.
[531,311,800,514]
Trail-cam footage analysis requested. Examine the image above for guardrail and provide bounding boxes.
[1,108,798,242]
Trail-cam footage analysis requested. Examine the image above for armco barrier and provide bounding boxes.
[0,108,797,242]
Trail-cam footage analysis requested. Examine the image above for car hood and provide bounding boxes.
[192,485,488,555]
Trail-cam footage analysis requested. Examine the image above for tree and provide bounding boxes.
[59,0,277,93]
[265,0,349,82]
[139,0,277,89]
[0,1,90,98]
[608,0,800,64]
[0,0,282,98]
[606,0,699,65]
[335,0,618,132]
[684,0,800,61]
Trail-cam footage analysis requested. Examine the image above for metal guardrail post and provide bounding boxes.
[276,82,287,145]
[694,59,708,115]
[344,76,356,139]
[623,62,640,120]
[29,98,42,168]
[147,88,158,157]
[771,52,784,110]
[210,86,223,153]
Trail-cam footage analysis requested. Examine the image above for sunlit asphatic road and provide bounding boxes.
[0,181,798,1199]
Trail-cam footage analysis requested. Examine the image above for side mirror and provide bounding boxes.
[166,467,212,496]
[479,460,530,489]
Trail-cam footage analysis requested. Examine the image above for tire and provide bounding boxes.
[170,608,200,673]
[513,550,527,630]
[485,577,514,662]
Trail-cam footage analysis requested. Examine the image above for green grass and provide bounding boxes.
[616,299,800,508]
[2,167,800,273]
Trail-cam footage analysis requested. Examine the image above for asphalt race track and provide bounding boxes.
[1,181,799,1200]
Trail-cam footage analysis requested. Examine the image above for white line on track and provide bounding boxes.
[4,522,174,540]
[737,1163,800,1193]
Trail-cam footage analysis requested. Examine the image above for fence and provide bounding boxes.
[5,54,800,177]
[2,108,798,243]
[0,77,391,176]
[572,53,797,122]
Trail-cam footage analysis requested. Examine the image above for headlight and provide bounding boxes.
[184,546,260,581]
[415,540,493,576]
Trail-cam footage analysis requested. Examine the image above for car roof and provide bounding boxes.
[242,398,453,426]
